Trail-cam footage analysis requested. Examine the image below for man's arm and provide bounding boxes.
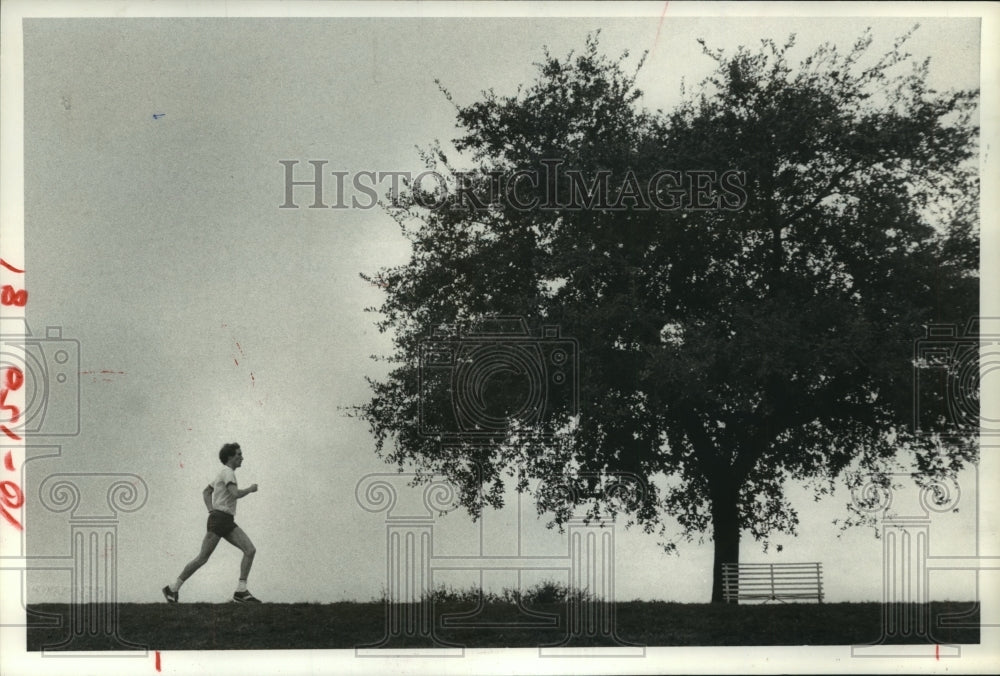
[202,484,213,511]
[226,483,259,500]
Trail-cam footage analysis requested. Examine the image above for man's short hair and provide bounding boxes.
[219,443,241,464]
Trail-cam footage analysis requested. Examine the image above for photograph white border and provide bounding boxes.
[2,2,997,674]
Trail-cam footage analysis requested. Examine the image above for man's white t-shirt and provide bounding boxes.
[211,466,238,515]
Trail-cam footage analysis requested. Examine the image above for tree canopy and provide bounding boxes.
[357,29,979,602]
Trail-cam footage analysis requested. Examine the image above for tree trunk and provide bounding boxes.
[710,490,741,604]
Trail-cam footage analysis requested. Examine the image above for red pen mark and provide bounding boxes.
[0,486,24,529]
[0,398,17,423]
[1,449,24,530]
[0,259,25,274]
[223,329,263,399]
[1,367,24,441]
[7,368,23,390]
[155,650,161,671]
[1,285,28,306]
[651,1,669,55]
[935,644,940,660]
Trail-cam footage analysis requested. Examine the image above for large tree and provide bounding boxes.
[357,30,979,602]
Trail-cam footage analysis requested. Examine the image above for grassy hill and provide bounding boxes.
[25,600,980,651]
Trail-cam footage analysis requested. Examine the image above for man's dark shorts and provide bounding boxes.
[207,510,238,537]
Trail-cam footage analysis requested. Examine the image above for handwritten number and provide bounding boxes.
[0,473,23,530]
[0,268,27,529]
[0,480,24,530]
[5,368,23,391]
[1,481,24,509]
[0,391,19,423]
[0,368,23,422]
[1,285,28,307]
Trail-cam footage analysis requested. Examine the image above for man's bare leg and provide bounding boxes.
[224,526,256,584]
[164,532,221,600]
[177,532,221,583]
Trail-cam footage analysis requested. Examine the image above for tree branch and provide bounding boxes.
[677,402,728,482]
[779,159,860,229]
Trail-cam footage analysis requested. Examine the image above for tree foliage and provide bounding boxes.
[356,29,979,601]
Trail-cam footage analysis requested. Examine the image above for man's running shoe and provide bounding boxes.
[162,586,178,603]
[232,590,261,604]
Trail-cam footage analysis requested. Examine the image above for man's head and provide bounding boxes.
[219,442,243,468]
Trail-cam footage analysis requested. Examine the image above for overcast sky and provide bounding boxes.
[3,8,991,617]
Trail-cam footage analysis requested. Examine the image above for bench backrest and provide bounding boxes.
[722,562,824,603]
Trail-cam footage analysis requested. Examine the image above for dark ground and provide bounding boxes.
[25,601,980,651]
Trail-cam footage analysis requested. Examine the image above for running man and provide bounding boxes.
[163,442,261,603]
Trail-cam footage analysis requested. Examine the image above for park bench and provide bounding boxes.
[722,562,824,603]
